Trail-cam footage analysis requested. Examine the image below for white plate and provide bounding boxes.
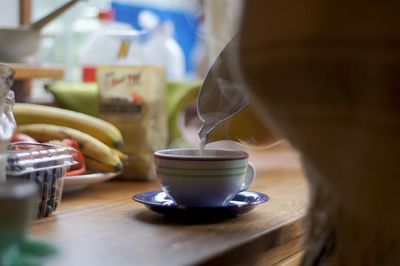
[63,172,120,193]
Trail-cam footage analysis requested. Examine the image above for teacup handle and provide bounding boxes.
[240,162,256,192]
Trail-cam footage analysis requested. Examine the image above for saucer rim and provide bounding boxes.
[132,190,270,209]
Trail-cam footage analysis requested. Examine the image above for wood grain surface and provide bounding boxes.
[30,146,308,266]
[9,63,64,80]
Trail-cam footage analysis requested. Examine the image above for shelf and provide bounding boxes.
[8,63,64,80]
[4,63,64,102]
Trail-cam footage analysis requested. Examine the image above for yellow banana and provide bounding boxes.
[17,124,122,170]
[85,157,122,173]
[112,148,129,163]
[13,103,123,148]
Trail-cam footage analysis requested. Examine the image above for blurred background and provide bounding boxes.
[0,0,253,159]
[0,0,242,81]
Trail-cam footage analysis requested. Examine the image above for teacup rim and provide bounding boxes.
[154,148,248,161]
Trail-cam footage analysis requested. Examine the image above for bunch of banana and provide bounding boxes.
[17,124,124,173]
[13,103,123,148]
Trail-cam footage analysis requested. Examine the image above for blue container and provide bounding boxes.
[112,1,200,74]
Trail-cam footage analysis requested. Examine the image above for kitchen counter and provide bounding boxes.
[30,146,308,266]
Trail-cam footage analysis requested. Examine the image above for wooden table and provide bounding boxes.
[30,146,308,266]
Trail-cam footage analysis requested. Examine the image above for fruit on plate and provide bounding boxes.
[11,133,38,143]
[48,139,87,176]
[85,157,121,173]
[13,103,123,148]
[112,148,129,163]
[17,124,123,172]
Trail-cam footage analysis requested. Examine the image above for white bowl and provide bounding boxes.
[0,28,41,62]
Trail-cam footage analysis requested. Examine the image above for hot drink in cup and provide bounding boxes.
[154,149,255,207]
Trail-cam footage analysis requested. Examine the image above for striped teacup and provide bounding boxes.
[154,149,255,207]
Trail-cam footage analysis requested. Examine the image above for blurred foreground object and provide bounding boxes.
[0,181,36,262]
[197,36,279,147]
[197,0,280,147]
[232,1,400,265]
[0,181,58,265]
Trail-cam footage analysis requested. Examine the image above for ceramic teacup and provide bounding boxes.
[154,149,256,207]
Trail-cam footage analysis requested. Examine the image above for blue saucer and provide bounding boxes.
[132,191,269,217]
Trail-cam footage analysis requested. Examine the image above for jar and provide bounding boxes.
[0,64,16,181]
